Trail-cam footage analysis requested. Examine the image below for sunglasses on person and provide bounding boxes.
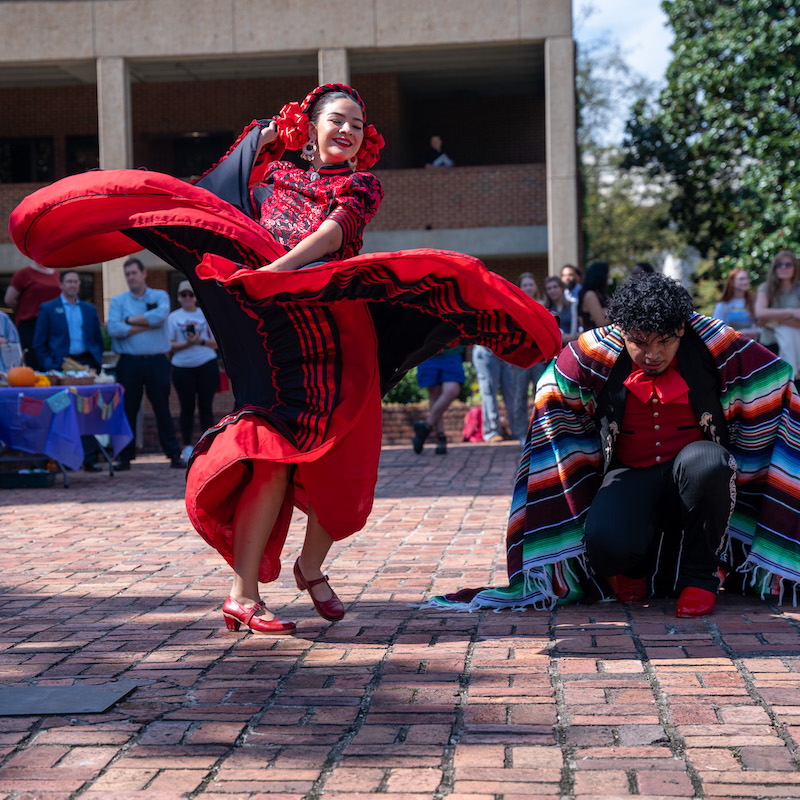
[776,262,794,268]
[178,291,195,297]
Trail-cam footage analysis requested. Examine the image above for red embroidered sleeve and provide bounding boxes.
[328,173,383,252]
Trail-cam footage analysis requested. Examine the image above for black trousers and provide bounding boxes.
[583,440,735,593]
[171,359,220,447]
[115,353,180,462]
[18,318,41,371]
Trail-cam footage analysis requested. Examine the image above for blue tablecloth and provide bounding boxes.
[0,383,132,470]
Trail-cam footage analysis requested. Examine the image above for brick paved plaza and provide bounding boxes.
[1,442,800,799]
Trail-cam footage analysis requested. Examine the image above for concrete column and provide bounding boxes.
[97,56,133,312]
[544,36,580,276]
[318,48,350,85]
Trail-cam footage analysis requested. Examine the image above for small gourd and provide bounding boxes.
[7,366,36,386]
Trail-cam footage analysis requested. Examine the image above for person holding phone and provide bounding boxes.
[168,279,219,461]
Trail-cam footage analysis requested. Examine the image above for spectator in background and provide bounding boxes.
[107,257,184,470]
[578,260,611,331]
[713,268,760,340]
[33,270,104,373]
[168,279,220,462]
[412,347,465,455]
[755,250,800,377]
[0,310,21,372]
[3,262,60,370]
[33,269,104,471]
[560,264,582,305]
[472,344,515,444]
[544,276,578,346]
[425,135,454,168]
[509,272,546,440]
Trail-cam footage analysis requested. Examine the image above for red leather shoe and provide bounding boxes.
[608,574,647,603]
[294,559,345,621]
[675,586,716,618]
[222,596,296,635]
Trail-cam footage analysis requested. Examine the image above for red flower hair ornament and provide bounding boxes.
[273,83,384,170]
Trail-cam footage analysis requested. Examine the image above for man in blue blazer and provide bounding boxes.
[33,270,105,471]
[33,270,104,373]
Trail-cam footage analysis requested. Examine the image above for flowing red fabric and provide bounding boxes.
[9,167,562,583]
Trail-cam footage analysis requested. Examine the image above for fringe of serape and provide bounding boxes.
[426,534,800,611]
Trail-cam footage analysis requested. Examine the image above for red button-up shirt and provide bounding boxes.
[614,361,704,468]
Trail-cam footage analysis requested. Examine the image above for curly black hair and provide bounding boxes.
[607,273,694,337]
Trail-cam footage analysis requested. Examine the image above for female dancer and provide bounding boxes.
[10,84,561,635]
[577,260,610,331]
[755,252,800,372]
[712,268,759,340]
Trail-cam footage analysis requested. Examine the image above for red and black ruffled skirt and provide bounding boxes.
[9,169,561,582]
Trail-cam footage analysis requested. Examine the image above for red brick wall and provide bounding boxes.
[484,256,550,288]
[0,182,48,247]
[0,85,98,178]
[370,164,547,230]
[140,394,510,452]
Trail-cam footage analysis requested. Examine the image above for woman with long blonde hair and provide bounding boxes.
[755,250,800,374]
[712,267,759,340]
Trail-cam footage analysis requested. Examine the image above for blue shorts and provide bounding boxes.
[416,353,465,387]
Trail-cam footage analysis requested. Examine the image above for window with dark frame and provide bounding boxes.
[0,137,54,183]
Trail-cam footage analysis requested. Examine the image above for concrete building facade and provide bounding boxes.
[0,0,579,314]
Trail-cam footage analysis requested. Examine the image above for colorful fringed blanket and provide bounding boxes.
[433,314,800,610]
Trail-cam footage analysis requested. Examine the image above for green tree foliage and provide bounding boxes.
[622,0,800,275]
[582,147,683,266]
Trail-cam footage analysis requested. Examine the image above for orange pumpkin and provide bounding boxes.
[7,366,36,386]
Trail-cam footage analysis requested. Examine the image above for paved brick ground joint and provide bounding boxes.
[1,443,800,799]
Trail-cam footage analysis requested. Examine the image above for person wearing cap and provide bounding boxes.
[107,257,185,470]
[168,279,219,462]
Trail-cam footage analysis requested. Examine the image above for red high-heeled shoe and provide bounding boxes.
[675,586,716,618]
[222,596,296,635]
[293,559,345,621]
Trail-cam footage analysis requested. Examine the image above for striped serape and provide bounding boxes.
[433,313,800,610]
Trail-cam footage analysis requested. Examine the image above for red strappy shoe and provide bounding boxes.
[222,596,296,634]
[293,559,345,621]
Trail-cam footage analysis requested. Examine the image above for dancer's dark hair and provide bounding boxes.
[608,272,693,338]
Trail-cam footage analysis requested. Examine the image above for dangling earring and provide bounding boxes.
[301,139,316,162]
